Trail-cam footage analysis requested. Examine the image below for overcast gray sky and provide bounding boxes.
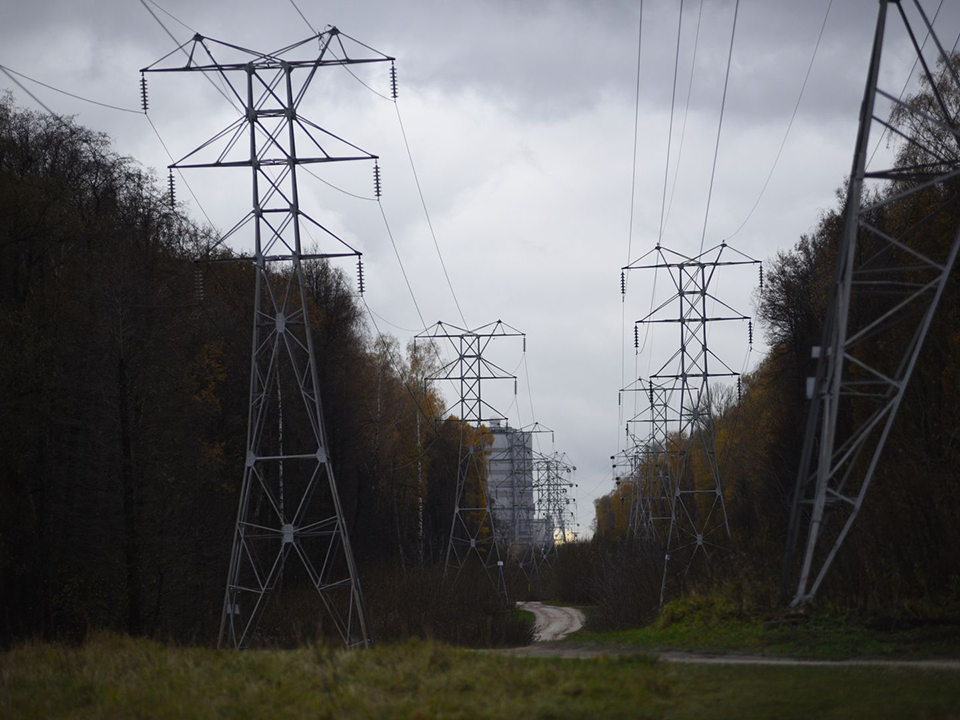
[4,0,959,535]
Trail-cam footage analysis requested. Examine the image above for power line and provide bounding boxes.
[625,0,644,269]
[0,66,58,117]
[145,114,218,232]
[287,0,318,35]
[280,0,460,346]
[281,0,468,344]
[394,103,469,327]
[698,0,740,255]
[662,0,704,234]
[378,200,427,328]
[138,0,241,114]
[620,0,645,459]
[327,44,395,102]
[723,0,833,242]
[302,164,378,201]
[0,64,141,114]
[143,0,194,33]
[657,0,684,245]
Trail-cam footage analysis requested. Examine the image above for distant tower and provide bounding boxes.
[143,28,394,648]
[416,321,524,597]
[625,242,758,602]
[623,379,675,541]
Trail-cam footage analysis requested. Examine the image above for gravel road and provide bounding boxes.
[518,601,585,642]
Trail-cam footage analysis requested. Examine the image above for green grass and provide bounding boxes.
[514,608,536,628]
[563,594,960,660]
[3,633,960,718]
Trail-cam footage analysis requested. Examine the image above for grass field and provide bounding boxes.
[560,594,960,660]
[2,633,960,718]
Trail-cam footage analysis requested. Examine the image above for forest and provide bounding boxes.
[0,93,514,646]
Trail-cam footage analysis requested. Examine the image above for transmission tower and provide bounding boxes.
[513,422,556,581]
[415,320,525,597]
[782,0,960,607]
[622,379,676,541]
[143,28,393,648]
[539,452,577,547]
[625,242,758,602]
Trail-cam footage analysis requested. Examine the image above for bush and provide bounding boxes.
[363,565,533,647]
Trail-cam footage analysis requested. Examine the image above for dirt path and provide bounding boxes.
[511,641,960,670]
[517,601,584,642]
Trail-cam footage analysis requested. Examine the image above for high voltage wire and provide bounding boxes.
[662,0,704,235]
[143,0,193,33]
[278,2,539,463]
[0,51,220,240]
[620,0,644,461]
[393,103,469,328]
[723,0,833,243]
[658,0,684,246]
[378,200,427,329]
[0,47,247,381]
[0,64,141,114]
[6,0,551,484]
[625,0,644,271]
[287,0,318,35]
[283,0,470,331]
[145,115,218,232]
[698,0,739,256]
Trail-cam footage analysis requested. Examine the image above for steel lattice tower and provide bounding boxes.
[625,243,758,602]
[539,452,577,547]
[782,0,960,607]
[514,423,556,581]
[622,379,676,541]
[415,321,524,597]
[143,28,393,648]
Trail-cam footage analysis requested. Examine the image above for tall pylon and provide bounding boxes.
[142,28,394,648]
[782,0,960,607]
[624,242,758,603]
[415,320,525,597]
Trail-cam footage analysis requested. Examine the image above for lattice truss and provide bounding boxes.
[619,379,678,542]
[535,451,577,551]
[143,28,393,649]
[784,0,960,607]
[415,321,524,597]
[624,243,757,597]
[510,423,557,582]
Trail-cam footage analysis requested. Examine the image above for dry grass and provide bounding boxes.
[3,633,960,718]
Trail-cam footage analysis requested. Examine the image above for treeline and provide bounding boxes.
[593,60,960,618]
[0,95,506,645]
